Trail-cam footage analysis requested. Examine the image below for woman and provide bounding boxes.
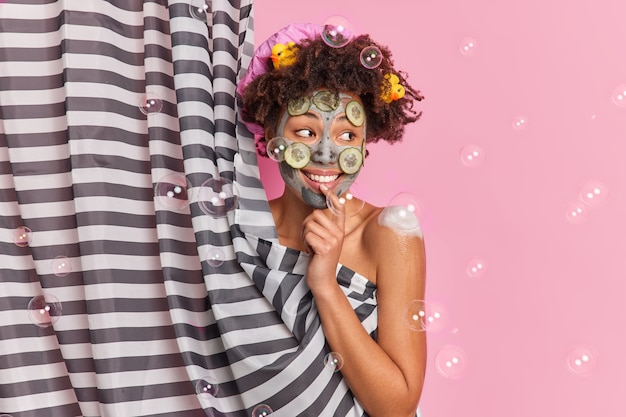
[237,23,427,417]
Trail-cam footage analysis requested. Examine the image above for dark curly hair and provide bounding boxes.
[240,34,424,155]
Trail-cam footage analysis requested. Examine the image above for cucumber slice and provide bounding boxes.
[287,97,311,116]
[345,100,365,127]
[312,91,339,111]
[284,142,311,169]
[338,147,363,174]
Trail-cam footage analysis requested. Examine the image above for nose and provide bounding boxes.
[309,135,337,164]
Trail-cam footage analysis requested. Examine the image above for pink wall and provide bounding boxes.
[253,1,626,416]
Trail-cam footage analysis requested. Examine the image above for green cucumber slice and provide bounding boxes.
[345,100,365,127]
[338,147,363,174]
[312,91,339,111]
[284,142,311,169]
[287,97,311,116]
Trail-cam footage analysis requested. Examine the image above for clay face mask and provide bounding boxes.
[275,90,366,209]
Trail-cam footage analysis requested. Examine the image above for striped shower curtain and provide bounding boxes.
[0,1,258,415]
[1,2,424,416]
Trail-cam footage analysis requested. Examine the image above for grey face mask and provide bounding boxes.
[275,91,366,209]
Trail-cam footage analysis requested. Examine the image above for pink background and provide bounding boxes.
[253,1,626,416]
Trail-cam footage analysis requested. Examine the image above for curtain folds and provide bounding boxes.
[0,1,254,416]
[1,2,420,416]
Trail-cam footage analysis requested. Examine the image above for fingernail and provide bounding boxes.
[319,184,328,191]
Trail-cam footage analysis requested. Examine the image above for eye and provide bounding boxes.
[295,128,315,139]
[337,131,356,142]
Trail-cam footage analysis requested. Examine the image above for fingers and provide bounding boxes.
[303,214,340,253]
[302,206,346,256]
[302,230,336,255]
[319,184,346,229]
[301,185,350,256]
[301,229,313,254]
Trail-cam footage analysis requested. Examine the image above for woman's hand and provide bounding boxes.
[302,185,346,293]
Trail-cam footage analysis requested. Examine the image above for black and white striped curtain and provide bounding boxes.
[0,1,257,415]
[1,2,417,417]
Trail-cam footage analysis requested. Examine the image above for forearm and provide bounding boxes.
[312,283,422,417]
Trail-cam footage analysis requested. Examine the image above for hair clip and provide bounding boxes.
[271,42,299,69]
[380,73,405,103]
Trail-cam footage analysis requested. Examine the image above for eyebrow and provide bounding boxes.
[301,111,321,120]
[304,112,349,121]
[290,111,350,123]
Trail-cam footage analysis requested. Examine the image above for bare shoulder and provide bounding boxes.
[342,202,425,292]
[361,205,426,280]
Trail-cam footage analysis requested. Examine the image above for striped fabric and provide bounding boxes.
[0,1,421,416]
[0,1,206,416]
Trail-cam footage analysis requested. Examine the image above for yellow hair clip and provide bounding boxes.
[380,73,405,103]
[271,42,299,69]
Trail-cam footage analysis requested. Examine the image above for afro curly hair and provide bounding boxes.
[240,34,424,156]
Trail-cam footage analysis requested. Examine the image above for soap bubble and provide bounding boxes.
[198,177,239,217]
[466,257,486,279]
[326,183,365,217]
[206,247,225,267]
[565,201,589,224]
[360,46,383,69]
[421,302,449,332]
[323,352,344,372]
[403,299,449,332]
[195,377,219,397]
[28,294,62,328]
[378,192,422,236]
[566,346,598,377]
[459,37,478,56]
[435,345,468,379]
[154,173,191,210]
[189,0,212,21]
[251,404,273,417]
[512,115,528,130]
[460,144,485,167]
[403,300,427,331]
[322,15,353,48]
[578,180,608,209]
[611,84,626,108]
[266,137,288,162]
[13,226,32,247]
[139,93,163,115]
[51,255,72,277]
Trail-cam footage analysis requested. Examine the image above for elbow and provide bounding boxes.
[402,401,421,417]
[398,389,423,417]
[392,382,422,417]
[366,393,422,417]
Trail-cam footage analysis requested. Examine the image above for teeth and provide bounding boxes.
[304,172,339,183]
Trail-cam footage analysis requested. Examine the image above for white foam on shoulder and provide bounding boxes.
[377,205,423,238]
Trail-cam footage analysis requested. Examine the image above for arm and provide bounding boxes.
[302,190,427,417]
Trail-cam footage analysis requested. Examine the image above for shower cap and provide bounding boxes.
[237,23,323,137]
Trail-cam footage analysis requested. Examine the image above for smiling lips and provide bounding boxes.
[301,169,341,190]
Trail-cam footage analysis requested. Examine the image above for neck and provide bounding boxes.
[271,189,318,231]
[270,187,338,252]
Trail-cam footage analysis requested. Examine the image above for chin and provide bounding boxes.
[302,188,328,209]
